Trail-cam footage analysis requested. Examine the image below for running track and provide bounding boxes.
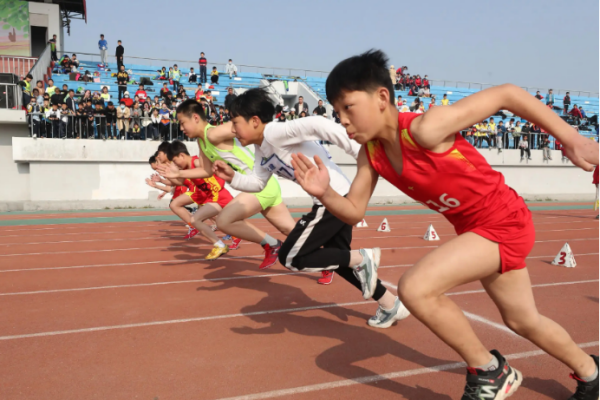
[0,203,597,399]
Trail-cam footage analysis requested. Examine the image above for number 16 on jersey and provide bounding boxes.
[426,193,460,213]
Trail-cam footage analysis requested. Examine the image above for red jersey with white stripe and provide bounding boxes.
[365,112,527,234]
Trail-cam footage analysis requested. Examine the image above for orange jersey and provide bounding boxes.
[184,156,233,207]
[365,112,527,235]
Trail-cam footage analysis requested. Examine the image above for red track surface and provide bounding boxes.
[0,205,597,399]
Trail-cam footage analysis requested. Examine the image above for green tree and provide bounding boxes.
[1,0,29,42]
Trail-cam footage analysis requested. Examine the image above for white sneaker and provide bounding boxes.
[121,136,125,140]
[368,297,411,328]
[353,248,380,300]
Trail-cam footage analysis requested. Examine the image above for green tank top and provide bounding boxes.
[198,124,256,175]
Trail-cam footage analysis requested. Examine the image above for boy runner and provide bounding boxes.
[213,88,409,328]
[291,49,599,399]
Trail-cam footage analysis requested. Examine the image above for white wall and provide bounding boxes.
[28,2,62,53]
[3,137,596,210]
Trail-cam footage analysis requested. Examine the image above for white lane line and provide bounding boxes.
[213,342,600,400]
[462,312,517,336]
[0,279,596,340]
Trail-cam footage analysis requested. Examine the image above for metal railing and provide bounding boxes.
[0,55,38,78]
[25,113,211,141]
[0,83,21,109]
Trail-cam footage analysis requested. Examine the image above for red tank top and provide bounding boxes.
[188,155,227,202]
[365,112,526,234]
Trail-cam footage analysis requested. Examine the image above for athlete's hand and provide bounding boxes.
[151,173,162,183]
[145,178,156,188]
[156,163,181,179]
[291,153,330,198]
[157,191,167,200]
[563,133,599,171]
[213,160,235,183]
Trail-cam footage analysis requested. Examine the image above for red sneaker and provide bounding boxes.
[259,241,281,270]
[318,271,335,285]
[184,228,199,240]
[229,237,242,250]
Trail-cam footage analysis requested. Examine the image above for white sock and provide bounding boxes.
[214,240,225,248]
[260,234,279,247]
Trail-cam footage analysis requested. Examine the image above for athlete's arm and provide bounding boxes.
[412,84,598,170]
[216,147,273,192]
[271,117,361,159]
[145,178,172,193]
[157,152,213,180]
[206,122,235,145]
[291,148,378,225]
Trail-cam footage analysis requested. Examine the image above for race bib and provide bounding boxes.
[261,154,295,181]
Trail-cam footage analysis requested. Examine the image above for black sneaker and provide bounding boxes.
[568,355,599,400]
[461,350,522,400]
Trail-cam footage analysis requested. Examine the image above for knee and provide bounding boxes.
[169,202,177,212]
[215,214,231,231]
[397,274,425,309]
[502,313,542,337]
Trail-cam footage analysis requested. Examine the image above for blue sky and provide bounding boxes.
[65,0,599,92]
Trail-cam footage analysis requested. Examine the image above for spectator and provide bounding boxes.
[389,65,397,88]
[428,98,436,109]
[60,84,70,102]
[135,84,147,105]
[313,100,326,116]
[194,84,204,101]
[422,86,431,98]
[45,103,61,138]
[93,92,105,137]
[423,75,430,89]
[27,96,43,138]
[540,136,552,160]
[222,108,231,123]
[130,102,142,132]
[224,87,237,110]
[415,75,422,87]
[48,34,58,61]
[298,111,307,118]
[100,86,111,103]
[71,54,80,69]
[170,64,182,91]
[98,34,108,67]
[294,96,309,115]
[141,102,152,140]
[496,121,506,152]
[148,108,161,140]
[33,88,43,106]
[441,93,450,106]
[65,89,77,113]
[511,120,522,149]
[399,99,410,113]
[160,82,171,99]
[545,89,554,105]
[563,91,571,114]
[159,103,171,140]
[569,104,583,125]
[534,91,543,100]
[396,95,403,108]
[210,66,219,84]
[18,73,33,106]
[188,67,197,83]
[277,114,287,122]
[579,106,587,119]
[34,80,45,97]
[117,101,130,140]
[519,135,531,160]
[46,79,58,97]
[488,117,497,148]
[198,52,207,83]
[287,108,298,120]
[50,87,62,106]
[102,101,116,139]
[122,91,133,108]
[157,67,167,80]
[117,65,129,101]
[225,59,238,78]
[409,84,419,96]
[82,99,95,139]
[116,40,124,70]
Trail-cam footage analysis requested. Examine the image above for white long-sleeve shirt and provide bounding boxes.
[230,116,360,204]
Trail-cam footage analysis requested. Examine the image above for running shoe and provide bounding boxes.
[568,355,599,400]
[353,248,380,300]
[259,240,282,270]
[317,271,334,285]
[368,297,411,328]
[461,350,522,400]
[223,235,232,240]
[229,237,242,250]
[205,245,229,260]
[184,228,199,240]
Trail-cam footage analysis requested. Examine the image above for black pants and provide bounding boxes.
[477,136,491,148]
[211,75,219,84]
[512,137,520,149]
[160,123,170,140]
[278,205,387,301]
[200,66,207,83]
[520,148,531,158]
[118,85,126,101]
[117,57,123,71]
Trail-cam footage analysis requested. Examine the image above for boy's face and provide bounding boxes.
[156,151,168,164]
[231,115,262,146]
[150,162,159,171]
[172,153,187,169]
[178,114,203,138]
[331,90,388,145]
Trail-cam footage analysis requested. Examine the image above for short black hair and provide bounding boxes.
[26,74,33,79]
[326,49,395,106]
[149,155,157,164]
[157,141,170,154]
[176,99,207,121]
[229,88,275,123]
[167,140,189,161]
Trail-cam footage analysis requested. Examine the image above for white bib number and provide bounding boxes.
[261,154,296,181]
[426,193,460,213]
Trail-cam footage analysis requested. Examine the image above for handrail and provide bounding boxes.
[0,82,21,109]
[29,44,52,86]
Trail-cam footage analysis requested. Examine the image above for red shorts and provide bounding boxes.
[172,185,187,200]
[470,207,535,274]
[593,166,599,185]
[185,186,233,208]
